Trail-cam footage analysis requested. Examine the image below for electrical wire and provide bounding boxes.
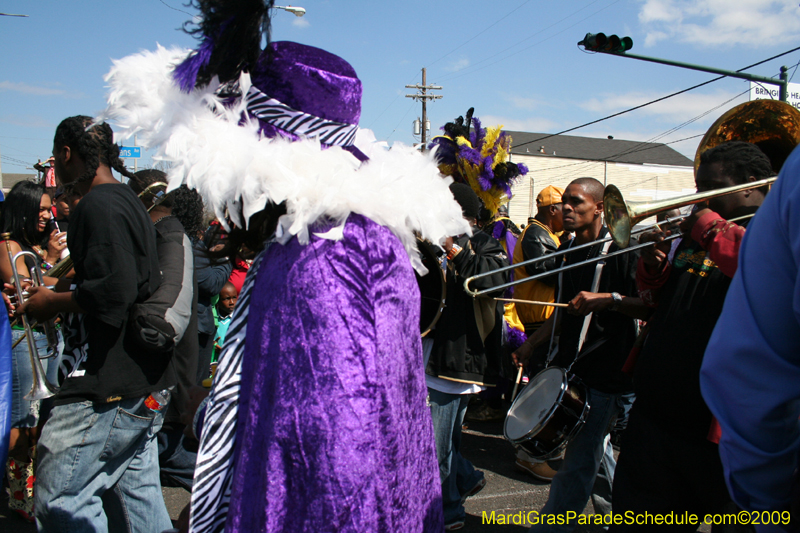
[368,0,599,136]
[437,0,622,83]
[514,45,800,151]
[519,85,751,182]
[157,0,193,17]
[424,0,534,70]
[366,72,421,130]
[385,101,418,142]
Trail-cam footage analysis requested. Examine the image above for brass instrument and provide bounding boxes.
[464,99,800,299]
[604,177,775,248]
[605,99,800,248]
[2,233,60,400]
[138,181,170,212]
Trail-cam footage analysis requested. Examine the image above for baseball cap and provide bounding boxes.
[536,185,564,207]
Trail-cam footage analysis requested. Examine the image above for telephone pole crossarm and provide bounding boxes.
[404,68,443,149]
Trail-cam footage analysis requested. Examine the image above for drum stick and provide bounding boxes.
[495,298,568,308]
[510,366,524,401]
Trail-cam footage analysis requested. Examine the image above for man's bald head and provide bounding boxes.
[569,177,605,202]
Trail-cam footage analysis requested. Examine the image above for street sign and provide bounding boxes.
[750,81,800,110]
[119,146,142,158]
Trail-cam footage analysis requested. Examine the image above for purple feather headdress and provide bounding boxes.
[429,108,528,216]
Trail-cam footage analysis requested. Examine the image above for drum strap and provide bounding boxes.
[548,238,613,370]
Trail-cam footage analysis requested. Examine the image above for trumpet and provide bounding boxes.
[2,233,60,400]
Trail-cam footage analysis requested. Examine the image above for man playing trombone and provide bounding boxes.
[513,177,647,533]
[609,141,772,532]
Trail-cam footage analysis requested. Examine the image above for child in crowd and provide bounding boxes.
[213,282,238,362]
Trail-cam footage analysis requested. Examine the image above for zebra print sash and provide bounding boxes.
[189,246,268,533]
[245,85,359,148]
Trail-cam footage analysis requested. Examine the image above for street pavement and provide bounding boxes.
[0,417,641,533]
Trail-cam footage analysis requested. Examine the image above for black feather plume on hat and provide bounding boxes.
[173,0,275,91]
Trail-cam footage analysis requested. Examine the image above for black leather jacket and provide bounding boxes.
[426,228,509,386]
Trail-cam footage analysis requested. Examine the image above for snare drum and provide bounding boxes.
[504,367,590,460]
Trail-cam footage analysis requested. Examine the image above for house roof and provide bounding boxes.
[2,173,38,192]
[506,131,694,167]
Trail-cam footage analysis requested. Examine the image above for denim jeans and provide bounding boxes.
[10,329,64,428]
[157,427,197,490]
[428,388,485,525]
[35,396,173,533]
[530,388,635,533]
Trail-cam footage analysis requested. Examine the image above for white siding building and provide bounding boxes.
[505,131,695,227]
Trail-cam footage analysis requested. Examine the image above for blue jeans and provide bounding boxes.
[157,427,197,490]
[428,388,485,525]
[10,329,53,427]
[530,389,635,533]
[35,397,172,533]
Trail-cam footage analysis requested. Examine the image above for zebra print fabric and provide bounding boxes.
[189,248,267,533]
[245,85,359,148]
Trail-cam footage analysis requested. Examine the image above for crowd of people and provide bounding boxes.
[0,118,244,529]
[1,1,798,533]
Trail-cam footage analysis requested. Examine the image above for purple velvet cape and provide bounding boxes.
[225,214,443,532]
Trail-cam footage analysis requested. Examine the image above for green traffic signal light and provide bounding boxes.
[579,32,633,53]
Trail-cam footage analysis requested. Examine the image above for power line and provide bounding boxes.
[0,142,43,158]
[157,0,193,17]
[366,72,420,130]
[367,0,599,134]
[1,154,32,166]
[385,101,417,142]
[514,45,800,151]
[438,0,622,83]
[424,0,534,70]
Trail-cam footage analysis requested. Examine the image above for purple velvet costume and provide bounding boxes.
[225,214,443,531]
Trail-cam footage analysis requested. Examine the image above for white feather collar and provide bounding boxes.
[97,46,469,273]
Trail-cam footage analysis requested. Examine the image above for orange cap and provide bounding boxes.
[536,185,564,207]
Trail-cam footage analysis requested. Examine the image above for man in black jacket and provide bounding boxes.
[512,185,564,335]
[23,117,173,532]
[129,169,202,490]
[511,185,565,481]
[425,182,509,531]
[513,178,647,532]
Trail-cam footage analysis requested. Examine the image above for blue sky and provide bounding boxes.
[2,0,800,174]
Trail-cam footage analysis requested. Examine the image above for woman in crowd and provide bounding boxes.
[0,180,66,521]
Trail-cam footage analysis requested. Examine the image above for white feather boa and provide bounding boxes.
[97,45,469,273]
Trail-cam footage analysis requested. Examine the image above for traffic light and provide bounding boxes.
[579,32,633,53]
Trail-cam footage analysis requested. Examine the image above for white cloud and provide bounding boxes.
[0,81,84,98]
[292,17,310,28]
[445,57,470,72]
[637,0,800,47]
[579,89,748,122]
[480,114,560,133]
[505,95,542,111]
[0,114,53,128]
[0,81,65,96]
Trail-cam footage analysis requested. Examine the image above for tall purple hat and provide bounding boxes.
[169,0,367,160]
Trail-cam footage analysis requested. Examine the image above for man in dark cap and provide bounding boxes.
[425,182,509,531]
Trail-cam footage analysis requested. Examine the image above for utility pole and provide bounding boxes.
[405,68,442,150]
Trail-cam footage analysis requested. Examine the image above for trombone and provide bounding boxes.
[463,187,762,299]
[464,98,800,301]
[2,233,60,400]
